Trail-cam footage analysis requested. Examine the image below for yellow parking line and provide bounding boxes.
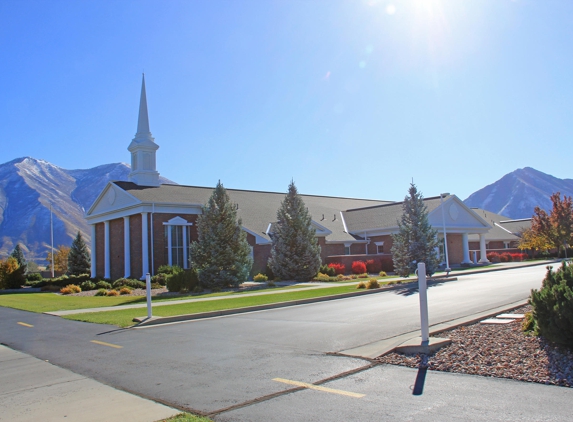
[17,322,33,328]
[273,378,365,398]
[90,340,123,349]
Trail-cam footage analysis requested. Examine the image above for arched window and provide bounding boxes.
[163,217,193,269]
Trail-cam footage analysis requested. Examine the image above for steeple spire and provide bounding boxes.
[136,73,151,137]
[128,74,160,187]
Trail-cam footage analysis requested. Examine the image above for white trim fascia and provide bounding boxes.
[163,216,194,226]
[325,239,368,245]
[494,222,514,234]
[86,203,203,224]
[428,195,492,229]
[242,227,271,245]
[340,211,349,233]
[86,182,142,216]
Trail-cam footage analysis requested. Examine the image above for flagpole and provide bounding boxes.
[50,204,55,278]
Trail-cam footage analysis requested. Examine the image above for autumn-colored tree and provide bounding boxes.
[46,245,71,273]
[526,193,573,257]
[0,257,25,289]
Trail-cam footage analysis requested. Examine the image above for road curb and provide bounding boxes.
[133,277,461,326]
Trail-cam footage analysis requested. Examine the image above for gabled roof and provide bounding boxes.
[112,182,392,243]
[468,208,530,242]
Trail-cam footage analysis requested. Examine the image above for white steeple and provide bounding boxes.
[128,74,160,187]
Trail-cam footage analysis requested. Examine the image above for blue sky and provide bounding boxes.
[1,0,571,201]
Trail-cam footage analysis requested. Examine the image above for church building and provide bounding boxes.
[87,76,511,281]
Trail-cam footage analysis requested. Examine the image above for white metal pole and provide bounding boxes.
[418,262,429,345]
[440,194,451,274]
[146,273,152,318]
[50,204,55,278]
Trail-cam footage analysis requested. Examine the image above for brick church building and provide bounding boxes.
[86,77,526,281]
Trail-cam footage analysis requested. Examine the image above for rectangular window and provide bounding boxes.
[344,245,350,255]
[164,226,191,268]
[376,244,384,254]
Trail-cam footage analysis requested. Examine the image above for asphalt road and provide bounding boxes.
[2,264,569,420]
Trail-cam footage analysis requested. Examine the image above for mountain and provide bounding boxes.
[0,157,175,262]
[464,167,573,219]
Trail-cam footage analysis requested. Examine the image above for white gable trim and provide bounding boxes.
[163,216,193,226]
[242,227,271,245]
[86,182,141,216]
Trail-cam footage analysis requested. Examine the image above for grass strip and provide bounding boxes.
[156,413,212,422]
[63,284,363,327]
[0,285,314,313]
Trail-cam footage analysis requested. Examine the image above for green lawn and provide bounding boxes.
[0,284,315,313]
[63,284,367,327]
[156,413,212,422]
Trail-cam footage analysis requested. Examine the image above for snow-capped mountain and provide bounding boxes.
[464,167,573,219]
[0,157,174,262]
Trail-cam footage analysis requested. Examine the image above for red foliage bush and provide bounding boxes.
[500,252,512,262]
[365,259,382,273]
[328,262,346,275]
[351,260,367,274]
[487,252,500,263]
[510,252,528,262]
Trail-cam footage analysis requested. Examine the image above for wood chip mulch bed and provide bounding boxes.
[376,306,573,388]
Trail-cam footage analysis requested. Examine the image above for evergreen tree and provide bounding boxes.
[268,181,321,281]
[10,244,27,274]
[391,183,440,277]
[190,181,252,289]
[67,231,91,275]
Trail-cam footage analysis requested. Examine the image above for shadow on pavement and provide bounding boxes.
[393,282,444,297]
[411,367,428,395]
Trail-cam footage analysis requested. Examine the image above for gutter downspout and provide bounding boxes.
[150,203,155,276]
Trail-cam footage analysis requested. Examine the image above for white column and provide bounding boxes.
[124,216,131,278]
[141,212,149,279]
[167,225,173,266]
[182,226,188,269]
[462,232,471,264]
[479,233,490,263]
[90,224,97,278]
[104,220,110,279]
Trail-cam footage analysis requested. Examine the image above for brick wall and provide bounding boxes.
[95,222,104,277]
[129,214,143,279]
[109,218,124,281]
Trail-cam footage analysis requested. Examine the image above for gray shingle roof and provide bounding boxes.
[342,196,445,233]
[467,208,528,242]
[114,182,392,243]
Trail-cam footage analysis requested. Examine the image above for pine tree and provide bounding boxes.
[67,232,91,275]
[190,181,252,289]
[391,183,440,277]
[10,244,27,274]
[268,181,321,281]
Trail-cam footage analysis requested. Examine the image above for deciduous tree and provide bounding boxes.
[526,193,573,257]
[46,245,71,273]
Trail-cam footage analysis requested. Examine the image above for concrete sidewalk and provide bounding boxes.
[47,259,557,318]
[0,344,179,422]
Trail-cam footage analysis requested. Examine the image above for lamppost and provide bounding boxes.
[440,193,451,275]
[50,204,54,278]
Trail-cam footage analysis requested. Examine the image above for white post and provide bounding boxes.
[104,220,110,279]
[182,226,188,269]
[124,216,131,278]
[146,273,152,318]
[439,194,451,273]
[418,262,429,345]
[167,225,173,266]
[141,212,149,279]
[90,224,97,278]
[479,233,489,263]
[462,232,471,264]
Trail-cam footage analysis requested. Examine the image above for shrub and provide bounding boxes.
[351,261,367,274]
[26,273,43,282]
[95,288,107,296]
[166,269,199,293]
[500,253,512,262]
[150,282,162,289]
[379,271,387,277]
[253,273,268,282]
[530,262,573,348]
[336,274,344,281]
[267,280,276,287]
[510,253,528,262]
[80,281,96,291]
[106,289,119,296]
[365,259,382,274]
[60,284,81,295]
[358,273,368,278]
[314,273,330,282]
[366,278,380,289]
[356,281,366,289]
[157,265,183,275]
[486,252,500,263]
[119,287,132,295]
[113,278,145,289]
[152,273,169,286]
[319,264,336,277]
[522,311,535,333]
[350,274,358,280]
[328,262,345,275]
[96,281,112,290]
